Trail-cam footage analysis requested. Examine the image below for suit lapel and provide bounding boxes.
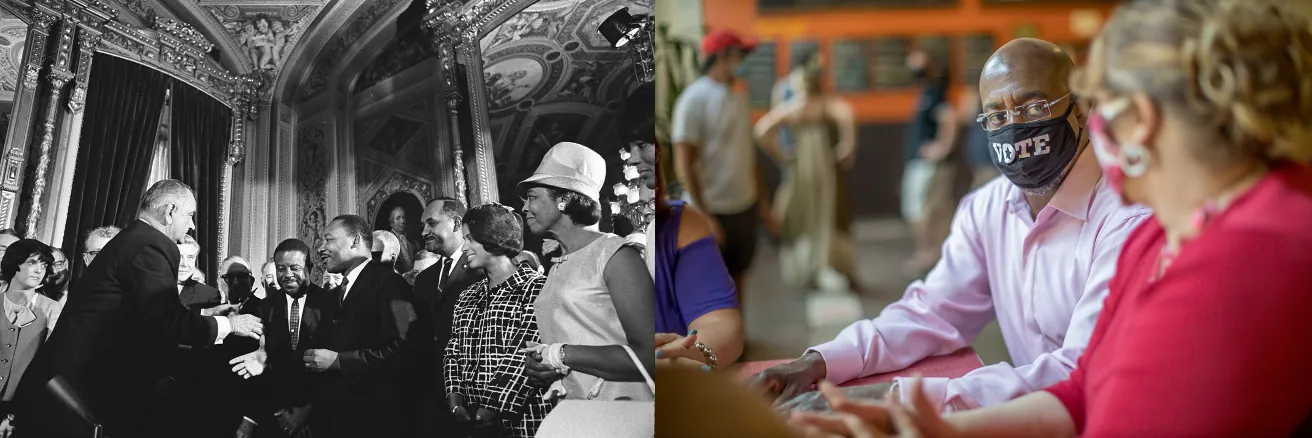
[340,263,373,309]
[178,284,194,306]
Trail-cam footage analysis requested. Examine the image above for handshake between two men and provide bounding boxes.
[211,303,342,380]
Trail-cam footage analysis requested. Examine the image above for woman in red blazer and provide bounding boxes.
[789,0,1312,436]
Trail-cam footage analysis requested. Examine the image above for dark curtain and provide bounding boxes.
[169,81,231,284]
[63,54,170,281]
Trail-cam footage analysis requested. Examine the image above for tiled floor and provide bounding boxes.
[740,218,1012,368]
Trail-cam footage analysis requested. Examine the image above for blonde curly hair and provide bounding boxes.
[1071,0,1312,163]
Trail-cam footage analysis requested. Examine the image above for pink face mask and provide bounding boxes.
[1088,98,1149,202]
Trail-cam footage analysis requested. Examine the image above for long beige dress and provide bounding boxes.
[773,104,856,290]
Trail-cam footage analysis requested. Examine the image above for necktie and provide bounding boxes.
[289,297,302,351]
[437,257,453,287]
[337,277,350,305]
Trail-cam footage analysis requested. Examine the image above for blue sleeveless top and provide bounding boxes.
[655,201,739,335]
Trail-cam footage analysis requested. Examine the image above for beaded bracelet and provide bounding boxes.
[693,341,718,370]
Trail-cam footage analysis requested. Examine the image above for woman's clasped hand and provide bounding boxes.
[654,331,715,371]
[787,377,961,438]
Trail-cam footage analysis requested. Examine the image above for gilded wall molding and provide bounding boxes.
[0,7,55,229]
[422,0,536,205]
[96,16,252,116]
[24,13,78,235]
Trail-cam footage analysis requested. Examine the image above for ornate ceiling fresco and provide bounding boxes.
[297,0,403,100]
[479,0,653,201]
[0,16,26,101]
[198,1,322,73]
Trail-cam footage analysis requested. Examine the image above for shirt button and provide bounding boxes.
[3,359,10,363]
[4,344,10,348]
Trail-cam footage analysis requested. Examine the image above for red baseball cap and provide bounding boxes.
[701,29,756,56]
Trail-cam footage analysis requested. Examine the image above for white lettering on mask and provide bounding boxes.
[1033,134,1051,156]
[1016,138,1034,159]
[992,142,1018,164]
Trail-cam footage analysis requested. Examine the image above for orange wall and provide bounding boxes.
[704,0,1116,123]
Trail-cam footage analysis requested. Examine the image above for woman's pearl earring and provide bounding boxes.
[557,201,567,211]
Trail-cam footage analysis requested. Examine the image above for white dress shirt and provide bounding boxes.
[439,244,464,277]
[340,259,368,302]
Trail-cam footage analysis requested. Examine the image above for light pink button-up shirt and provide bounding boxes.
[811,147,1151,412]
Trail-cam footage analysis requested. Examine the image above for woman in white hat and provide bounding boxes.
[517,141,655,403]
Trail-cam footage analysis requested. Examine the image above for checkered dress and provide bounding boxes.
[445,266,554,438]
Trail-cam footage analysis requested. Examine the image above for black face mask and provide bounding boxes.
[987,101,1083,190]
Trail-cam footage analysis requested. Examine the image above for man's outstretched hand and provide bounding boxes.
[228,313,263,338]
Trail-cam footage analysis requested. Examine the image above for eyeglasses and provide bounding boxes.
[221,273,254,283]
[976,93,1071,132]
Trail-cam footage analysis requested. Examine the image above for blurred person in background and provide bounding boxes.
[789,1,1312,436]
[750,37,1150,416]
[901,49,969,278]
[673,29,771,303]
[770,49,820,161]
[260,260,279,296]
[0,230,19,261]
[40,248,71,306]
[755,53,858,292]
[961,87,1001,188]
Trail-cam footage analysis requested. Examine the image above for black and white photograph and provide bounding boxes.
[0,0,655,436]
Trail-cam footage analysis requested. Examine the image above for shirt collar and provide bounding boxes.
[1008,144,1102,221]
[343,258,368,291]
[442,244,464,264]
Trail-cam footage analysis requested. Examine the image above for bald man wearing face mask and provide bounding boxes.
[750,38,1152,414]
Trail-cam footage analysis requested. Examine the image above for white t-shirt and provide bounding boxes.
[672,76,758,215]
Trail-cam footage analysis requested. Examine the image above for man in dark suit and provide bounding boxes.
[232,239,330,438]
[14,179,264,438]
[303,215,426,438]
[412,197,484,434]
[177,235,222,311]
[179,257,267,438]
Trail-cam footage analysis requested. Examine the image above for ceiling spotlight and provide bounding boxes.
[599,7,646,48]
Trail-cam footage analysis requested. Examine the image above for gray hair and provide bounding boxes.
[85,226,121,245]
[139,179,194,213]
[178,234,200,250]
[220,255,251,272]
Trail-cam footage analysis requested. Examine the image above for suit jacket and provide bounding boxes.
[240,286,329,428]
[179,280,222,312]
[179,296,264,438]
[412,252,483,402]
[308,260,427,437]
[16,219,224,437]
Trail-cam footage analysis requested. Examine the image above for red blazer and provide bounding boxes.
[1046,162,1312,436]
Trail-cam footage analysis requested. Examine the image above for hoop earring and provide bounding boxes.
[1120,143,1150,178]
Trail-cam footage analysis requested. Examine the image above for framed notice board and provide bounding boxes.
[742,42,778,109]
[832,40,870,92]
[918,35,951,74]
[760,0,957,11]
[791,40,820,67]
[963,34,994,87]
[870,37,911,89]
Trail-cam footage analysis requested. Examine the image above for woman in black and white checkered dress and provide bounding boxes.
[445,204,553,438]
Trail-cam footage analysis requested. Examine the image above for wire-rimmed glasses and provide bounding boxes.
[976,93,1071,132]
